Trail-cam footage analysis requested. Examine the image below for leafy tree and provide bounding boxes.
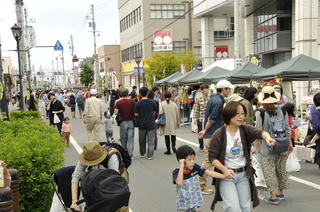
[144,50,198,87]
[79,64,94,87]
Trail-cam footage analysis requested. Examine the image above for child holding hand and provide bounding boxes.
[172,145,230,212]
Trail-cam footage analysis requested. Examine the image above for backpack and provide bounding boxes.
[81,169,131,212]
[100,142,132,171]
[77,96,85,105]
[257,106,289,153]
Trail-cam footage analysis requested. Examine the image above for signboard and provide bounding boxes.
[74,66,79,84]
[216,47,228,60]
[153,29,172,51]
[112,72,118,89]
[54,40,64,51]
[26,26,36,48]
[72,55,79,62]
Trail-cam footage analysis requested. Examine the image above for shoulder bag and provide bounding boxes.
[132,100,139,127]
[157,106,166,126]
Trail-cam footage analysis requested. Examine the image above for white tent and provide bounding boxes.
[202,59,235,72]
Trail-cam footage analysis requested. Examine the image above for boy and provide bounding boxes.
[101,111,115,143]
[173,145,229,212]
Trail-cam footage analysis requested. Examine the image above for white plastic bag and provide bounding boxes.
[53,113,60,124]
[286,153,301,172]
[251,152,267,188]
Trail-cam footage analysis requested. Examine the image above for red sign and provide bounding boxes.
[153,29,172,51]
[10,84,14,89]
[216,47,228,60]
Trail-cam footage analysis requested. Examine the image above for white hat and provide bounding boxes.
[216,80,234,89]
[90,89,97,95]
[258,86,281,104]
[228,94,243,102]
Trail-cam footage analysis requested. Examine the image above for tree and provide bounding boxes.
[144,50,198,87]
[79,64,94,87]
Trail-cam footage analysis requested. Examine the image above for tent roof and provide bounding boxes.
[251,54,320,80]
[225,62,266,83]
[167,69,199,85]
[202,58,234,72]
[154,72,183,86]
[183,66,230,85]
[309,66,320,80]
[178,69,204,84]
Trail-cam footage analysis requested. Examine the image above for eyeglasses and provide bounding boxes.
[236,112,245,117]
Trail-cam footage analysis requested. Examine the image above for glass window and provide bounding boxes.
[150,4,185,19]
[162,5,168,9]
[194,46,202,55]
[150,11,156,19]
[162,11,168,18]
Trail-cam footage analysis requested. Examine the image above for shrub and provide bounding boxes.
[10,111,40,120]
[0,118,65,211]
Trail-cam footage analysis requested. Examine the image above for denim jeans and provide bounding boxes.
[219,171,251,212]
[138,129,155,158]
[197,121,204,149]
[120,121,135,158]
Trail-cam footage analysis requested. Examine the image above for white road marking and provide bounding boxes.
[176,137,320,191]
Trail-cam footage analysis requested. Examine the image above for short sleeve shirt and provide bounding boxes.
[134,99,157,130]
[115,99,135,121]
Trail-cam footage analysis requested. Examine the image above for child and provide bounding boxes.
[102,111,114,143]
[283,103,297,147]
[172,145,228,212]
[61,117,72,147]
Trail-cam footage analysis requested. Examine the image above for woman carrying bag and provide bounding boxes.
[47,93,65,134]
[158,91,180,155]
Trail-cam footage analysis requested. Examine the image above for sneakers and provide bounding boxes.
[201,186,214,194]
[199,148,204,153]
[148,157,153,160]
[140,154,146,158]
[276,194,285,200]
[264,197,279,205]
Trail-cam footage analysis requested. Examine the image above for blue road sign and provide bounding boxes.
[54,40,64,51]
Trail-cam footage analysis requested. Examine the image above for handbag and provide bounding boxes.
[67,101,71,107]
[53,113,60,124]
[115,113,122,123]
[134,116,139,127]
[303,124,315,146]
[157,106,166,126]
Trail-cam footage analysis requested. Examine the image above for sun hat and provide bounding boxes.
[228,94,243,102]
[79,141,107,166]
[90,89,97,95]
[258,86,281,104]
[216,80,234,89]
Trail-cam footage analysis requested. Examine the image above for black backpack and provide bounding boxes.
[77,96,85,105]
[81,169,131,212]
[100,142,132,170]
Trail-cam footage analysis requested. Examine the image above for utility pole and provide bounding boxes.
[61,50,65,87]
[90,4,100,94]
[234,0,242,67]
[70,35,75,84]
[56,57,60,85]
[24,8,33,90]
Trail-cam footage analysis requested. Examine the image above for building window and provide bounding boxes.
[150,4,185,19]
[194,46,202,56]
[121,43,143,62]
[120,6,142,33]
[100,62,104,72]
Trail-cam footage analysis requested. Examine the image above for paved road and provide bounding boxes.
[32,101,320,212]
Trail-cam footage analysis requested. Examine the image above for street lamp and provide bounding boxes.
[135,55,142,89]
[11,23,24,111]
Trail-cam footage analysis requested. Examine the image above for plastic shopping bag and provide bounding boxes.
[251,152,267,188]
[286,153,301,172]
[53,113,60,124]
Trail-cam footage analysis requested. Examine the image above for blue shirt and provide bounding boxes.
[134,99,157,130]
[55,93,63,103]
[203,92,225,139]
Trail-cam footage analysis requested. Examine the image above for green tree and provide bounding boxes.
[79,64,94,87]
[144,50,198,87]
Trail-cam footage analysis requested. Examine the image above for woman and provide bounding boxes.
[242,87,258,125]
[69,94,76,119]
[253,86,293,205]
[272,83,287,106]
[158,91,180,155]
[208,101,276,211]
[46,93,65,134]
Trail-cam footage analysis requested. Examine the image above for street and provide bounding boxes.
[35,101,320,212]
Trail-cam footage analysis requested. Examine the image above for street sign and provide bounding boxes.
[54,40,64,51]
[37,72,41,75]
[72,55,79,62]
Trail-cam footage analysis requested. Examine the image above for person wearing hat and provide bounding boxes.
[197,80,233,194]
[70,141,128,212]
[228,94,243,102]
[252,86,293,205]
[83,89,103,142]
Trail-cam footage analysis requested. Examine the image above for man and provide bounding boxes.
[55,89,64,103]
[114,88,135,159]
[83,89,103,142]
[70,141,129,212]
[197,80,233,194]
[134,87,157,160]
[152,86,161,102]
[193,84,210,153]
[76,93,86,119]
[129,86,137,101]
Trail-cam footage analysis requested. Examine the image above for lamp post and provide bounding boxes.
[11,23,24,111]
[135,56,142,89]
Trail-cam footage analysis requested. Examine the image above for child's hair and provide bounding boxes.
[64,117,70,122]
[283,102,295,117]
[314,93,320,106]
[176,145,195,160]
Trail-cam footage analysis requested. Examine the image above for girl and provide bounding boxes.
[61,117,72,147]
[283,102,296,147]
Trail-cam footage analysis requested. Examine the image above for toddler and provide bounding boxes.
[172,145,228,212]
[102,111,114,143]
[61,117,72,147]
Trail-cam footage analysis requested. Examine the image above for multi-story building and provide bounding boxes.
[118,0,236,88]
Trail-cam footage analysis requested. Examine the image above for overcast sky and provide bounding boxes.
[0,0,119,76]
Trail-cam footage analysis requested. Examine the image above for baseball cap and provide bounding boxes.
[216,80,234,89]
[90,89,97,95]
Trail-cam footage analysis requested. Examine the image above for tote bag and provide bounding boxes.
[53,113,60,124]
[157,106,166,126]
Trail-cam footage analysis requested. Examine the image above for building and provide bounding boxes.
[118,0,236,88]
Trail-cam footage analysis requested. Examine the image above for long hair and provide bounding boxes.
[262,103,276,116]
[164,91,171,104]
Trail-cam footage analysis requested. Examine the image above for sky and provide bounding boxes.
[0,0,120,76]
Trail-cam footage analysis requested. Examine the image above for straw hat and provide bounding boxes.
[258,86,280,104]
[79,141,107,166]
[228,94,243,102]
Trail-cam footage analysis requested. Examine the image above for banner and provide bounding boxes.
[153,29,172,51]
[181,64,186,74]
[26,26,36,48]
[74,66,79,84]
[216,46,228,60]
[0,42,10,121]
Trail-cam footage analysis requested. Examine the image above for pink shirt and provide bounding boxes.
[62,123,72,133]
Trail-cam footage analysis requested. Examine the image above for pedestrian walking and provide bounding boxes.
[197,80,233,195]
[83,89,103,142]
[158,91,180,155]
[69,94,77,119]
[209,101,276,211]
[129,86,137,101]
[147,90,159,150]
[102,111,115,143]
[55,89,64,103]
[61,117,72,147]
[28,90,37,111]
[76,93,86,119]
[134,87,157,160]
[46,93,65,134]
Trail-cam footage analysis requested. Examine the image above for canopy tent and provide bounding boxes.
[35,86,45,90]
[202,58,234,72]
[183,66,230,85]
[309,66,320,80]
[154,72,183,86]
[178,69,205,84]
[71,84,87,89]
[251,54,320,81]
[167,69,200,85]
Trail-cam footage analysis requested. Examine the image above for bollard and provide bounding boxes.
[0,187,13,212]
[8,170,19,212]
